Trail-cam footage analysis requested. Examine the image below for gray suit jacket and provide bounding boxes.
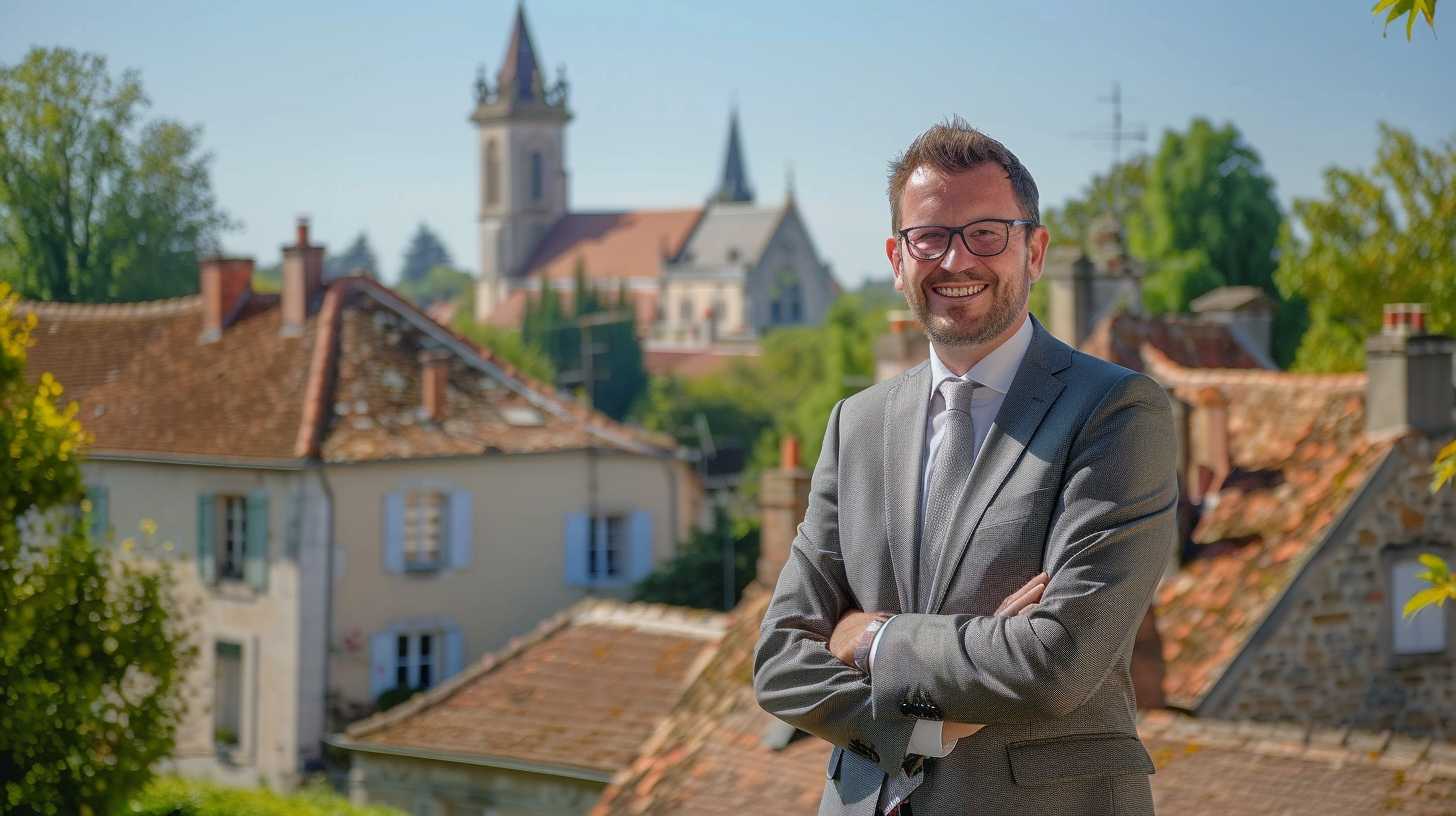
[753,316,1176,816]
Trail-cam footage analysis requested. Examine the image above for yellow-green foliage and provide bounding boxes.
[128,777,406,816]
[1,282,195,815]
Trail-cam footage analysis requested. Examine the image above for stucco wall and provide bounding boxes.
[350,751,603,815]
[325,450,694,713]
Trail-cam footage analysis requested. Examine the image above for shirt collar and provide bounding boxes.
[928,315,1035,397]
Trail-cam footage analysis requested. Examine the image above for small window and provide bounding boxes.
[530,152,544,201]
[484,140,500,206]
[588,514,626,580]
[214,641,243,751]
[394,630,442,691]
[404,491,445,571]
[219,495,247,581]
[1392,558,1447,655]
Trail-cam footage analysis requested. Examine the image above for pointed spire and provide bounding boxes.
[785,161,796,204]
[711,107,755,204]
[497,3,543,103]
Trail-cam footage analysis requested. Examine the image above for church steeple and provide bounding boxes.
[711,107,755,204]
[497,4,544,102]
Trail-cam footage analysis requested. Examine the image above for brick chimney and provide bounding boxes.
[874,309,929,383]
[420,350,450,422]
[757,436,810,589]
[281,217,325,337]
[1366,303,1455,436]
[198,256,254,343]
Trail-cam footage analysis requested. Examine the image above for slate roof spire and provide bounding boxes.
[711,107,755,204]
[497,3,543,103]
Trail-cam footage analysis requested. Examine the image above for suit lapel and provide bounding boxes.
[926,317,1071,613]
[883,360,930,613]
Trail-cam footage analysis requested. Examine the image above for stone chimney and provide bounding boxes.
[874,309,929,383]
[1045,215,1143,347]
[281,217,325,337]
[1365,303,1455,437]
[420,350,450,422]
[1186,386,1231,505]
[198,257,254,343]
[757,436,810,589]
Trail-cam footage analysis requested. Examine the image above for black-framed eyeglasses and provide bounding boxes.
[896,218,1037,261]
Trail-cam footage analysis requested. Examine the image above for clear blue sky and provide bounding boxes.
[3,1,1451,288]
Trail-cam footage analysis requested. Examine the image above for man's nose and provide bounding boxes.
[938,230,977,271]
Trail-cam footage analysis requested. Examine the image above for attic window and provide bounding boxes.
[1392,557,1447,655]
[501,406,544,426]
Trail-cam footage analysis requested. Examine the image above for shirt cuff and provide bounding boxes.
[907,719,957,758]
[867,613,896,670]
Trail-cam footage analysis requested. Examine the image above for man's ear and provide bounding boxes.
[886,236,904,292]
[1026,225,1050,285]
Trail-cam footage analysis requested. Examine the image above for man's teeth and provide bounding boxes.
[933,284,987,297]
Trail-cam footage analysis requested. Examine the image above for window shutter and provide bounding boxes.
[443,625,463,680]
[448,490,472,571]
[85,485,110,545]
[369,630,395,698]
[382,492,405,574]
[564,512,590,586]
[628,510,654,581]
[244,490,270,592]
[1393,559,1447,654]
[196,494,217,584]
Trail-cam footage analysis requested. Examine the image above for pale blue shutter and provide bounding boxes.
[85,485,109,545]
[564,512,590,586]
[197,494,217,584]
[370,630,395,697]
[443,625,463,680]
[448,490,472,570]
[244,490,269,592]
[382,492,404,574]
[628,510,654,581]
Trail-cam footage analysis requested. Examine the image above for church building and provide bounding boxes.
[471,7,839,351]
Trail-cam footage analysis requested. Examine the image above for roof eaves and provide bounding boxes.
[294,280,349,459]
[325,737,616,784]
[86,449,309,471]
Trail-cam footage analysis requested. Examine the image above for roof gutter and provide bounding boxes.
[86,449,308,471]
[324,736,615,784]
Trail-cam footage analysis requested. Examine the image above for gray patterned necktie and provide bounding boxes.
[918,378,979,612]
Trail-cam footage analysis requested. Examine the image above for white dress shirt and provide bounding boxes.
[869,316,1036,757]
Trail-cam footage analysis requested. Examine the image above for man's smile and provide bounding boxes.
[928,282,989,301]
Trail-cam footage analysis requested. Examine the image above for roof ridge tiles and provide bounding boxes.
[18,294,202,319]
[1142,342,1368,390]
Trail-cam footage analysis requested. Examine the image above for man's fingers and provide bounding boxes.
[1015,602,1040,618]
[998,581,1046,617]
[995,572,1049,615]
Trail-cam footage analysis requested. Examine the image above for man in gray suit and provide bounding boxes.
[753,119,1177,815]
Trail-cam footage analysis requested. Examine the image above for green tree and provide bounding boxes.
[1043,158,1147,254]
[397,263,473,310]
[398,223,453,285]
[325,232,378,280]
[0,48,232,303]
[633,507,759,611]
[1275,125,1455,372]
[450,312,556,383]
[1372,0,1438,39]
[0,283,194,814]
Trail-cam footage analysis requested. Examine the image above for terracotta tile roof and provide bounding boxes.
[1079,311,1269,372]
[521,210,701,283]
[22,276,676,463]
[343,600,725,777]
[1144,347,1399,709]
[1139,711,1456,814]
[593,587,831,816]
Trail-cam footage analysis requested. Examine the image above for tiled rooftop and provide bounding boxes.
[22,276,675,463]
[1080,311,1270,372]
[1142,347,1398,709]
[521,210,701,284]
[344,599,725,778]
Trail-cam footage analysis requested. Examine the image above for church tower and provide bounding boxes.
[710,107,755,203]
[472,5,571,321]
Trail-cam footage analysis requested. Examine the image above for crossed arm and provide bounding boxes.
[753,372,1178,774]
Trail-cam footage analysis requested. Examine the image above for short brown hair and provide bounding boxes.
[887,117,1041,233]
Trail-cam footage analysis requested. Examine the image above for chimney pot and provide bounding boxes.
[1367,302,1454,436]
[296,217,310,248]
[420,350,450,422]
[780,436,800,470]
[281,216,326,336]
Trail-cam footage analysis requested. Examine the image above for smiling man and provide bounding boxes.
[753,118,1178,815]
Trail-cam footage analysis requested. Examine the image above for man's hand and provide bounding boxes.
[829,571,1050,667]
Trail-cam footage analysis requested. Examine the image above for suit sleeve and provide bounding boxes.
[753,399,918,777]
[869,371,1177,723]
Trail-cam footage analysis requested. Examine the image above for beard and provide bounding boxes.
[903,256,1031,347]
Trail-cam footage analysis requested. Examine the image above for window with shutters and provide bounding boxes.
[218,495,247,581]
[404,491,446,571]
[395,630,441,690]
[588,514,626,580]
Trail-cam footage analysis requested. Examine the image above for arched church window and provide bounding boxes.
[485,140,500,207]
[530,152,544,202]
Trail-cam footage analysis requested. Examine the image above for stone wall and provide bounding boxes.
[1205,437,1456,736]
